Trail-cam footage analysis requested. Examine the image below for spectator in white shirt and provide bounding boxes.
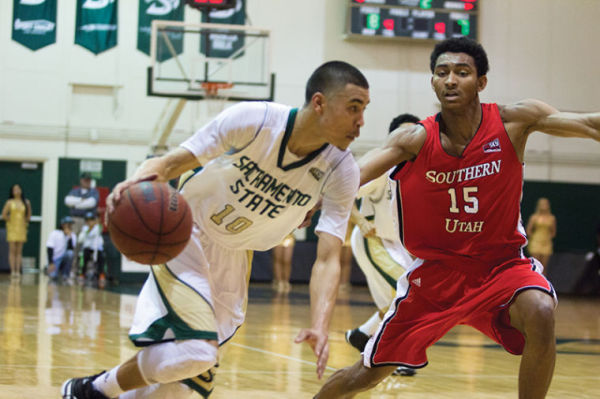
[78,211,105,285]
[46,216,77,281]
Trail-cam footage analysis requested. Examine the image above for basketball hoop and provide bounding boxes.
[201,82,234,115]
[201,82,234,96]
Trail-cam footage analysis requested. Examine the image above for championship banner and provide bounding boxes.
[200,0,245,58]
[75,0,118,54]
[12,0,57,51]
[138,0,184,61]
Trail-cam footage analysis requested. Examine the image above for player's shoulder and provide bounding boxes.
[498,99,556,125]
[227,101,292,130]
[387,122,427,157]
[328,148,359,180]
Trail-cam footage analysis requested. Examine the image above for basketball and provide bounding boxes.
[108,181,193,265]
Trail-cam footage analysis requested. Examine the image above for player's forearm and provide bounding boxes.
[309,258,340,333]
[132,148,200,182]
[131,157,172,182]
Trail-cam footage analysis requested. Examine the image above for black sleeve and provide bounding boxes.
[47,247,54,262]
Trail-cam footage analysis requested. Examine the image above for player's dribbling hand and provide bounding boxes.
[294,328,330,379]
[298,199,323,229]
[105,174,159,222]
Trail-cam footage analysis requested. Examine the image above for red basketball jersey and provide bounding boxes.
[391,103,527,265]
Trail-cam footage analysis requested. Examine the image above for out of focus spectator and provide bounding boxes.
[46,216,77,282]
[64,172,99,234]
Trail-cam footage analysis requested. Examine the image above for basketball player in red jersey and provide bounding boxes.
[315,37,600,399]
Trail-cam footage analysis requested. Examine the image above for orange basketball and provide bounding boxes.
[108,181,193,265]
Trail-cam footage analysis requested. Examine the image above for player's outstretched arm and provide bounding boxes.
[359,124,426,186]
[503,99,600,143]
[107,148,201,214]
[294,232,343,379]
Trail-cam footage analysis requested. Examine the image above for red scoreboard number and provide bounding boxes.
[186,0,237,10]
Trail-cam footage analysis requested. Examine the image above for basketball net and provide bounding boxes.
[202,82,233,116]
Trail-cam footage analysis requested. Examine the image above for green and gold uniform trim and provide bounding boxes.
[363,236,406,288]
[183,366,217,398]
[129,264,218,345]
[178,166,203,191]
[277,108,328,171]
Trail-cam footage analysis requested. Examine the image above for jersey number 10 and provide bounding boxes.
[211,204,253,233]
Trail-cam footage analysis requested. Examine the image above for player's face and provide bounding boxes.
[431,52,486,109]
[11,184,22,197]
[321,83,369,150]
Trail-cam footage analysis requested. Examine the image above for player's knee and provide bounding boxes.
[521,298,555,342]
[138,339,218,384]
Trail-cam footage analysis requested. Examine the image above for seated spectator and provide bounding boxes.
[78,211,105,287]
[46,217,77,281]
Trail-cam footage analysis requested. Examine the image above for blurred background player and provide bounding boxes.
[345,113,420,377]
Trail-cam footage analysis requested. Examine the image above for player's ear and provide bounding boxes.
[311,92,326,115]
[477,75,487,92]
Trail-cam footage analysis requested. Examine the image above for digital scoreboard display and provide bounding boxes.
[347,0,478,41]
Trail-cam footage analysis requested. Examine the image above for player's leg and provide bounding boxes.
[509,288,556,399]
[346,229,416,375]
[62,265,220,398]
[280,239,294,292]
[14,241,24,275]
[8,242,17,275]
[315,359,396,398]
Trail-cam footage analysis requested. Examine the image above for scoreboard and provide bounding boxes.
[346,0,478,41]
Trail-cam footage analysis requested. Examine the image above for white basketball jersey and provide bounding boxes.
[358,171,398,241]
[180,102,359,251]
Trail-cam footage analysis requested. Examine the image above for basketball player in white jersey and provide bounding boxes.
[345,114,419,377]
[62,61,370,399]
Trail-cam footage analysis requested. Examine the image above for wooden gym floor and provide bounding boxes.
[0,274,598,398]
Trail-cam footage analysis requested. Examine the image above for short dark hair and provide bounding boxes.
[430,37,489,77]
[305,61,369,105]
[389,113,420,133]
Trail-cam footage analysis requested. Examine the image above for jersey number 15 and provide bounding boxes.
[447,187,479,214]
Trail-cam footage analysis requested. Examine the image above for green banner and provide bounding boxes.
[12,0,57,51]
[75,0,118,54]
[201,0,246,58]
[137,0,184,62]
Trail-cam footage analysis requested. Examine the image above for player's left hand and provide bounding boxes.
[298,199,322,228]
[294,328,329,379]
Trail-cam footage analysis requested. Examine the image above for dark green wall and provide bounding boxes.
[522,181,600,253]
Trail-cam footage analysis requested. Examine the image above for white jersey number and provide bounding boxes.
[210,204,253,233]
[447,187,479,214]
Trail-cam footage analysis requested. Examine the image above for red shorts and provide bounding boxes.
[363,257,556,368]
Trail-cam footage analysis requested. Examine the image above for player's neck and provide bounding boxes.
[440,100,482,143]
[286,108,327,157]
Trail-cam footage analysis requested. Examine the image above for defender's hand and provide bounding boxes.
[294,328,330,379]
